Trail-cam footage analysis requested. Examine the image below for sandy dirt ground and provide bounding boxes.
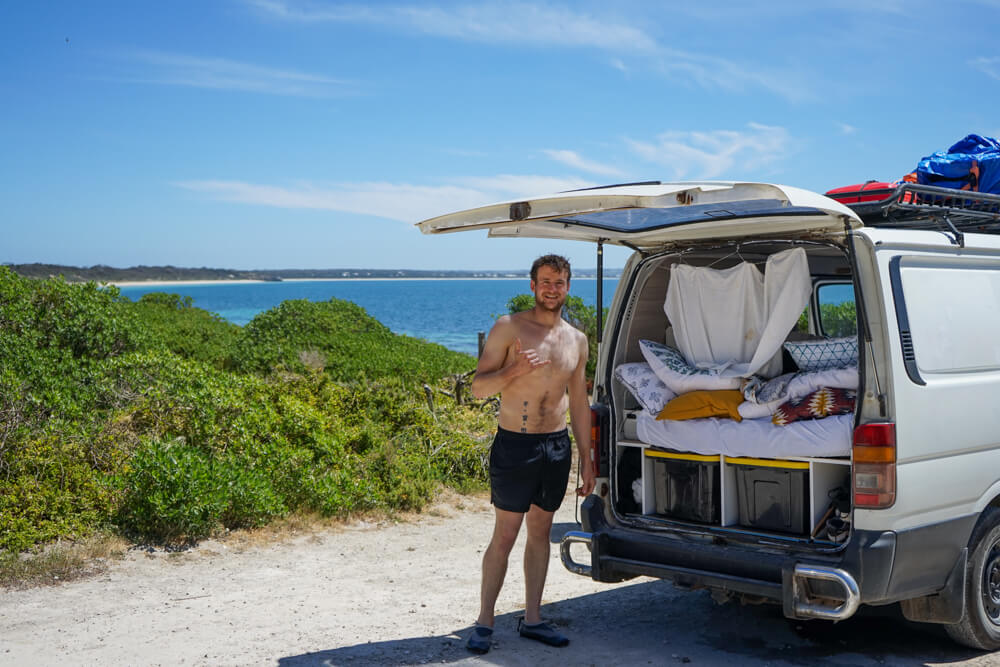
[3,484,1000,667]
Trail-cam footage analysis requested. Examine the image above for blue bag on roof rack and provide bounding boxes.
[914,134,1000,194]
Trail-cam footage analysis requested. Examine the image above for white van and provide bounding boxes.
[418,181,1000,650]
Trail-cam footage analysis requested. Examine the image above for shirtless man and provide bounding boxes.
[465,254,596,654]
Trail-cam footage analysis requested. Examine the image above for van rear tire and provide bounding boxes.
[946,507,1000,650]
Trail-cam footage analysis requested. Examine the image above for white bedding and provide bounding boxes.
[635,411,852,459]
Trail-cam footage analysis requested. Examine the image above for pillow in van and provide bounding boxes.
[614,362,677,416]
[772,387,856,426]
[639,339,742,394]
[738,366,859,419]
[743,366,858,404]
[783,336,858,371]
[656,389,744,422]
[742,372,796,404]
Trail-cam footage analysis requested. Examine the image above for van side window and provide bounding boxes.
[816,283,857,337]
[897,260,1000,374]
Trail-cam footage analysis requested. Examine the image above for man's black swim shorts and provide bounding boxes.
[489,427,572,513]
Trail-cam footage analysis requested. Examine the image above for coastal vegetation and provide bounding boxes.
[0,267,492,569]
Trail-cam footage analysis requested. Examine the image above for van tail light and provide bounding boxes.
[853,423,896,508]
[590,404,610,478]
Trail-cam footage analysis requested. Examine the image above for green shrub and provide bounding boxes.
[0,433,112,553]
[23,275,143,360]
[117,438,227,542]
[232,299,474,383]
[130,292,240,368]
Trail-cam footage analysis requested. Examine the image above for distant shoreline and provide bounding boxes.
[110,277,534,287]
[111,276,617,288]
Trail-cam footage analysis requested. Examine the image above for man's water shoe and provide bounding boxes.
[466,624,493,654]
[517,619,569,647]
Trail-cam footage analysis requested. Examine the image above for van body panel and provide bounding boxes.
[857,231,1000,539]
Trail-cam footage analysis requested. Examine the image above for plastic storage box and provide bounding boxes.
[646,450,720,523]
[731,458,809,535]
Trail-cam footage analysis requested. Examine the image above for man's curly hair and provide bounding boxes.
[530,254,571,282]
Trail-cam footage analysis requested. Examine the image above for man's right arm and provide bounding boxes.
[470,317,516,399]
[470,316,550,399]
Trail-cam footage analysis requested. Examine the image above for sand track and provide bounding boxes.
[2,487,998,666]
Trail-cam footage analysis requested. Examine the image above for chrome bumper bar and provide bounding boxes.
[790,564,861,622]
[559,530,593,577]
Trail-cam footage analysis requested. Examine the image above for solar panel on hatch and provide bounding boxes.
[551,199,823,232]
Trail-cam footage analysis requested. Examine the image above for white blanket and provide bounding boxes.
[664,247,811,378]
[636,411,852,459]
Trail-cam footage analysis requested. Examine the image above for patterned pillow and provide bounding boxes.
[783,337,858,371]
[772,387,856,426]
[614,362,676,416]
[638,339,742,395]
[742,372,796,404]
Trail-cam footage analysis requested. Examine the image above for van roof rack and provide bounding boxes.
[848,183,1000,236]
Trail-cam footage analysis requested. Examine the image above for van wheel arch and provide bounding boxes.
[945,506,1000,650]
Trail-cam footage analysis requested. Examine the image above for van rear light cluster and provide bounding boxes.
[590,404,610,478]
[853,423,896,508]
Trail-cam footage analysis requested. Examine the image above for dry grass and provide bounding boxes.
[0,532,129,590]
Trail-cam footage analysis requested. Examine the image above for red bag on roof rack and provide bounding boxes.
[825,181,896,204]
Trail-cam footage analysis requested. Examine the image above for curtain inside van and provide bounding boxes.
[664,247,810,378]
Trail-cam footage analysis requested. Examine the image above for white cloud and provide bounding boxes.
[123,50,356,97]
[626,123,791,179]
[175,174,595,222]
[248,1,658,52]
[836,122,857,135]
[970,56,1000,80]
[542,149,625,177]
[651,48,815,103]
[246,1,812,101]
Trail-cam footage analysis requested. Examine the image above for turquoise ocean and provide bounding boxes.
[118,278,619,357]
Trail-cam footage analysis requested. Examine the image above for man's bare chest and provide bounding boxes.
[510,333,577,376]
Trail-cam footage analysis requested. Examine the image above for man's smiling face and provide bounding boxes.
[531,265,569,313]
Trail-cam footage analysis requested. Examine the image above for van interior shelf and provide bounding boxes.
[851,183,1000,233]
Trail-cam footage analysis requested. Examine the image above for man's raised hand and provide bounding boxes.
[510,338,550,378]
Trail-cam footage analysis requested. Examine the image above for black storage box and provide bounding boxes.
[647,451,720,523]
[732,458,809,535]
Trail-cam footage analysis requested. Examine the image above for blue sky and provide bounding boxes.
[3,1,1000,271]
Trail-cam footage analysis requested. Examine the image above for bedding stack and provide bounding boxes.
[614,337,858,459]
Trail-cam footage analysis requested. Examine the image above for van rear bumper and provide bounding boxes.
[561,496,905,622]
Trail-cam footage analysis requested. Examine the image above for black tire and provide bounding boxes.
[946,506,1000,650]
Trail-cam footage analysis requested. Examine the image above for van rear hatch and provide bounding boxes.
[417,181,862,246]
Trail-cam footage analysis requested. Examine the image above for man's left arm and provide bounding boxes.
[568,333,595,497]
